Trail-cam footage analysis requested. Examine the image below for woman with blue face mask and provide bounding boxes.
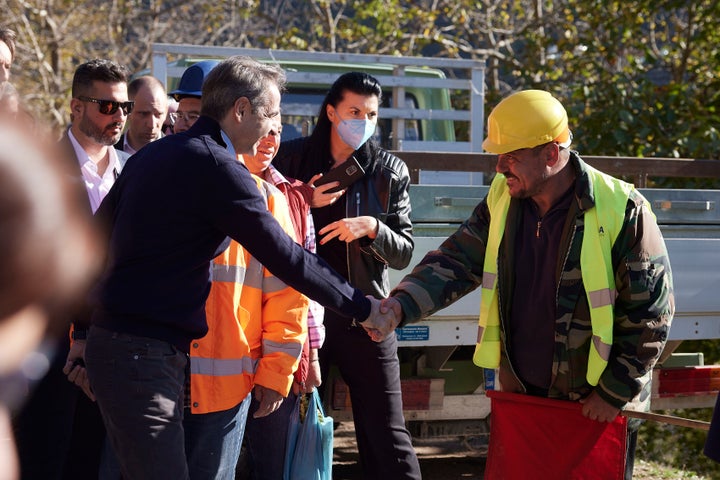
[271,72,420,480]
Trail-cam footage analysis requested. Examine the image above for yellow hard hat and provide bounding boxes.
[482,89,571,154]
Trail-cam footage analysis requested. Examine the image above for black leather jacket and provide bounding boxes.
[273,137,414,300]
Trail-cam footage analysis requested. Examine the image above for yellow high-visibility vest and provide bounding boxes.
[473,165,636,386]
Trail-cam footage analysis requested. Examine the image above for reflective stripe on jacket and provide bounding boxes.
[190,176,309,414]
[473,165,634,386]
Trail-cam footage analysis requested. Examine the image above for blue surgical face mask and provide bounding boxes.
[335,112,376,150]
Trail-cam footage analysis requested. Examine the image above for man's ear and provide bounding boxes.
[326,104,335,121]
[70,98,83,115]
[545,142,561,167]
[234,97,250,120]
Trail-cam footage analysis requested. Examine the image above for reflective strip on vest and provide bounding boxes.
[263,275,289,294]
[262,338,303,359]
[190,356,258,377]
[212,258,287,293]
[588,288,617,309]
[473,166,636,386]
[211,263,247,283]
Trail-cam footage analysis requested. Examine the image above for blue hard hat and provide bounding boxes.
[169,60,220,99]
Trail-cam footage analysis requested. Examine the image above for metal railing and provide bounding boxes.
[151,43,487,152]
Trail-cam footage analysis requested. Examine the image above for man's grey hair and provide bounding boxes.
[200,56,286,121]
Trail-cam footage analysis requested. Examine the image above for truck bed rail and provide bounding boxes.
[393,151,720,188]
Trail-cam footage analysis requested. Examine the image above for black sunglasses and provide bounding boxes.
[77,96,134,115]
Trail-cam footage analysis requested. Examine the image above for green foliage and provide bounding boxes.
[638,406,718,477]
[5,0,720,163]
[554,0,720,160]
[637,340,720,476]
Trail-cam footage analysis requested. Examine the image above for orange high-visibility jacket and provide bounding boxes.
[189,176,309,414]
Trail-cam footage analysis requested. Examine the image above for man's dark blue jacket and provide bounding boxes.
[92,116,370,351]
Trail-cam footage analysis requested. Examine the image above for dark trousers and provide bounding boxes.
[86,326,189,480]
[244,391,297,479]
[625,428,638,480]
[13,335,107,480]
[320,313,421,480]
[704,392,720,462]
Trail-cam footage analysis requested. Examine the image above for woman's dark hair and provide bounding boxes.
[307,72,382,166]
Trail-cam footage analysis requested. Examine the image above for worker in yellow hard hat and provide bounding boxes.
[367,89,675,480]
[482,89,572,154]
[483,89,574,207]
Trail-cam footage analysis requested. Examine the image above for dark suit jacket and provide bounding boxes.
[58,129,130,330]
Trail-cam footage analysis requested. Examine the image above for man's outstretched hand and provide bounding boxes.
[360,296,402,342]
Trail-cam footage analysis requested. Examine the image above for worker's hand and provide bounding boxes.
[579,390,620,423]
[291,350,322,395]
[62,340,95,401]
[380,297,404,324]
[360,296,399,342]
[309,173,346,208]
[252,384,284,418]
[304,350,322,393]
[318,216,378,244]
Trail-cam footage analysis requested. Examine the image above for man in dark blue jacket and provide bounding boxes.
[82,56,386,480]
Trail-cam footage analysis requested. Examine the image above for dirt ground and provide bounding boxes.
[331,422,694,480]
[332,421,486,480]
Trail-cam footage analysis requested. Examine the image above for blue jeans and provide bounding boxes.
[244,391,298,479]
[85,326,189,480]
[184,393,252,480]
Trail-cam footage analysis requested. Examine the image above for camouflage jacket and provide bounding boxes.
[393,152,675,409]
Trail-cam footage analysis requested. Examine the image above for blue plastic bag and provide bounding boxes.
[283,390,333,480]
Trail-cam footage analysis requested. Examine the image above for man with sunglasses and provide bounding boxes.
[14,58,131,480]
[64,59,133,207]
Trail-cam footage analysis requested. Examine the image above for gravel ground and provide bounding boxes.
[332,421,486,480]
[331,422,705,480]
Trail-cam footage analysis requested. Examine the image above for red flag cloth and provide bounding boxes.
[485,390,627,480]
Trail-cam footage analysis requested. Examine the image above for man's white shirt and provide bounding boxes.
[68,128,121,213]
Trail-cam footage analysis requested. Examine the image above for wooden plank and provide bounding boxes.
[623,410,710,431]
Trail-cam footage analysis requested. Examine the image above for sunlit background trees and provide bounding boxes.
[3,0,719,475]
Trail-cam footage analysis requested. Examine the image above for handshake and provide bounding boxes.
[360,296,403,342]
